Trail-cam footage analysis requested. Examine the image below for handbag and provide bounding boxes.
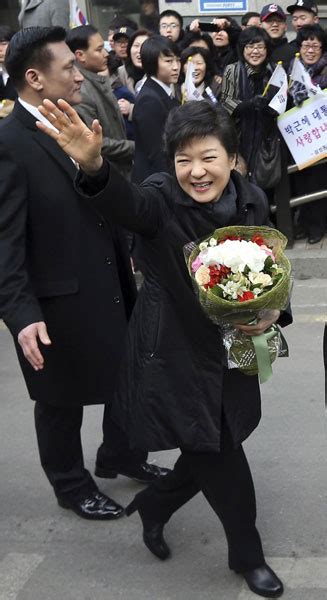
[254,131,282,190]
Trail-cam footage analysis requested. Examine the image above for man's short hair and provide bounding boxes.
[159,9,183,28]
[241,12,260,27]
[141,35,180,77]
[5,26,66,91]
[66,25,98,53]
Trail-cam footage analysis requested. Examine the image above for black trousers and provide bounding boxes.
[34,402,147,501]
[134,425,265,573]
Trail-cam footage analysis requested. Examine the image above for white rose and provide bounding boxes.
[195,265,211,286]
[248,272,273,287]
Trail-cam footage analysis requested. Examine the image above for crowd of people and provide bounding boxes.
[0,1,325,598]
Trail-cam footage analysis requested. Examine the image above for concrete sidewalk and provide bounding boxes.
[286,234,327,279]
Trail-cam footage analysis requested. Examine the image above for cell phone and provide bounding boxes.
[198,22,219,32]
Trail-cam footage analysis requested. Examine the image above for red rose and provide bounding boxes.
[238,291,255,302]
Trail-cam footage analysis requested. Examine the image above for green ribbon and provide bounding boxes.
[251,327,278,384]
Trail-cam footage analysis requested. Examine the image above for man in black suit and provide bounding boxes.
[132,35,180,184]
[0,27,169,520]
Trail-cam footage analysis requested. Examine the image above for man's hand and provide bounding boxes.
[234,310,280,337]
[36,99,103,175]
[18,322,51,371]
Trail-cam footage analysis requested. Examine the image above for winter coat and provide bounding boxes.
[77,164,292,452]
[18,0,69,29]
[76,67,135,179]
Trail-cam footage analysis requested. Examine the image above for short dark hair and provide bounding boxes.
[141,35,180,77]
[296,24,327,51]
[66,24,98,53]
[159,10,183,29]
[5,26,66,91]
[164,101,238,162]
[241,12,260,27]
[180,46,215,86]
[180,30,214,53]
[238,26,272,60]
[0,25,15,43]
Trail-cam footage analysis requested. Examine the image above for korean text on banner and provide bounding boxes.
[277,91,327,170]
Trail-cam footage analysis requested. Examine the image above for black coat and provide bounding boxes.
[132,77,179,183]
[0,74,17,102]
[78,164,292,452]
[0,102,136,406]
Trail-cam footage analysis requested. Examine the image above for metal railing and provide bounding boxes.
[270,143,327,248]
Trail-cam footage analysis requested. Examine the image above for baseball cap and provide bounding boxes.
[260,4,286,21]
[287,0,318,16]
[112,27,134,42]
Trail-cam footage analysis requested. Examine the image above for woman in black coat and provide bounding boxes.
[37,100,291,599]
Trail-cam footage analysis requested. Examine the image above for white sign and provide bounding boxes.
[199,0,248,14]
[277,92,327,170]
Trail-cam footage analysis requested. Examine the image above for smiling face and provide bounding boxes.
[183,53,206,86]
[300,35,322,65]
[156,52,181,85]
[174,135,236,204]
[243,40,267,67]
[291,9,318,32]
[130,34,149,68]
[261,14,287,39]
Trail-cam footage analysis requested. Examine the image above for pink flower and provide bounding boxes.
[192,255,203,273]
[261,244,275,261]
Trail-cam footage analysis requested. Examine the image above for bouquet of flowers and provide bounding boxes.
[184,226,292,382]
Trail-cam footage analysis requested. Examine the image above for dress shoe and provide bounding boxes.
[308,233,323,245]
[57,491,124,520]
[95,461,171,484]
[294,228,307,241]
[126,497,171,560]
[240,564,284,598]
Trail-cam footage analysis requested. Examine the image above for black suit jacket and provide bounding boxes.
[0,101,136,405]
[0,74,17,101]
[132,77,179,183]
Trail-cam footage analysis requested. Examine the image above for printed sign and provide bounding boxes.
[277,92,327,169]
[198,0,248,14]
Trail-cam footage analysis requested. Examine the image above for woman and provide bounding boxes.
[37,100,291,599]
[289,25,327,244]
[180,46,221,101]
[109,29,152,131]
[221,27,279,190]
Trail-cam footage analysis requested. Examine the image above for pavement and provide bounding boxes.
[0,246,327,599]
[286,234,327,279]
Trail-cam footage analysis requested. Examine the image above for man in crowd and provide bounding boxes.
[18,0,70,29]
[66,25,134,179]
[159,10,184,44]
[287,0,319,51]
[260,4,294,70]
[0,26,169,521]
[111,27,133,65]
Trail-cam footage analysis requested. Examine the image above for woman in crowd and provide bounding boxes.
[180,46,221,101]
[37,98,291,599]
[289,25,327,244]
[221,27,279,190]
[180,29,215,53]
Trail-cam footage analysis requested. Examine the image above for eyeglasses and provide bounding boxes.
[244,43,266,52]
[301,42,322,51]
[160,23,180,30]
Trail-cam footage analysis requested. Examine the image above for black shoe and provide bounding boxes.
[57,491,124,520]
[240,564,284,598]
[308,233,323,245]
[95,461,171,484]
[126,497,171,560]
[294,227,307,240]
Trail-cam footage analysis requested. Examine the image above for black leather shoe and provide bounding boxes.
[308,233,323,245]
[126,497,171,560]
[241,564,284,598]
[57,491,124,520]
[95,461,171,483]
